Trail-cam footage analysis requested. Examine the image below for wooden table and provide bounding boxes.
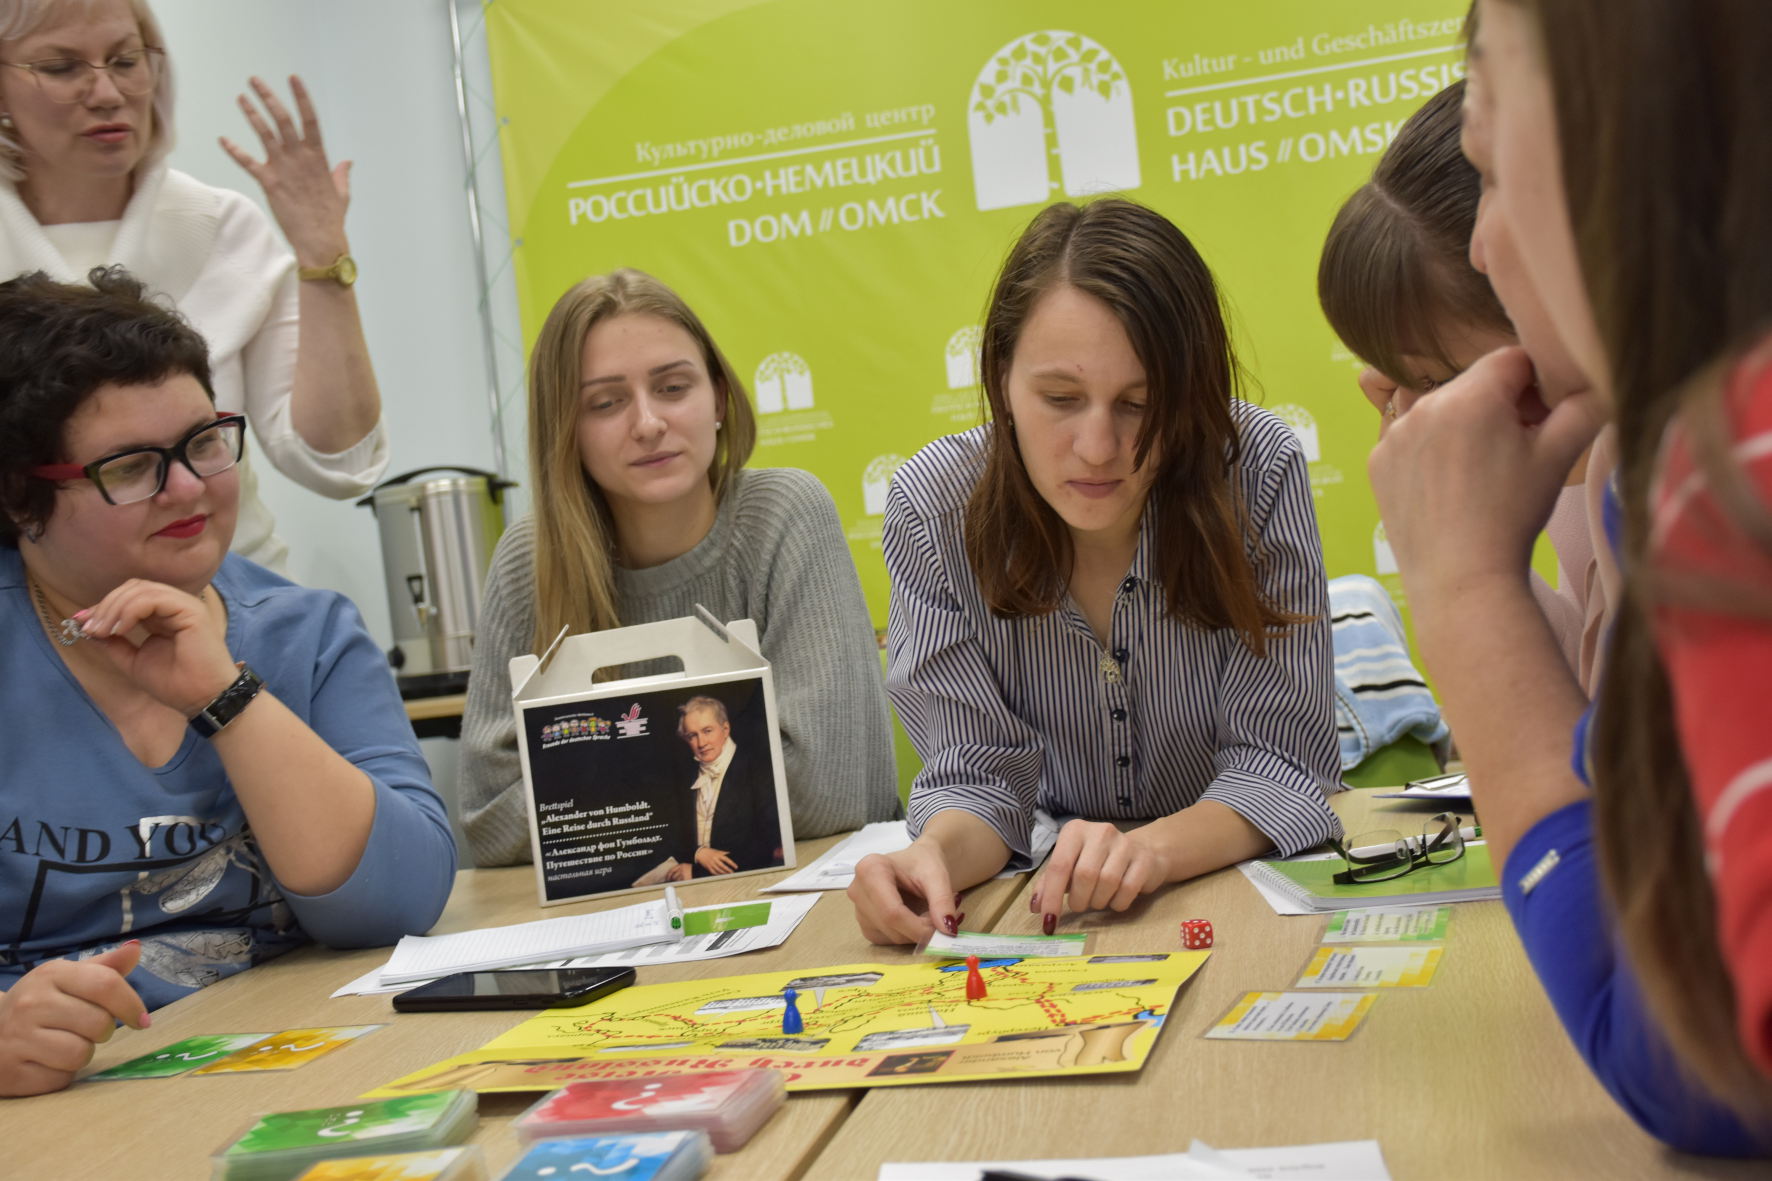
[15,798,1765,1179]
[11,835,1022,1181]
[799,793,1765,1181]
[403,692,467,740]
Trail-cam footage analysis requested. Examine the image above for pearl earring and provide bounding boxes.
[715,421,724,432]
[0,114,13,131]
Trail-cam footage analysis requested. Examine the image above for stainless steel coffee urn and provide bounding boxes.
[359,467,513,693]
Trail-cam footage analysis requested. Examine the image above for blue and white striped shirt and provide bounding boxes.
[884,403,1343,866]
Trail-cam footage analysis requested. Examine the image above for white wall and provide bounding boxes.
[152,0,511,643]
[150,1,518,834]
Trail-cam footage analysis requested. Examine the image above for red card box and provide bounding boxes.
[512,1068,786,1153]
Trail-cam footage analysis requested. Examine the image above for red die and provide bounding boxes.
[1180,918,1214,949]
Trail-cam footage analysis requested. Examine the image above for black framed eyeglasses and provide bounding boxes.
[29,413,246,506]
[0,45,163,104]
[1330,811,1470,885]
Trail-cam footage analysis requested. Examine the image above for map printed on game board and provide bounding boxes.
[364,953,1208,1098]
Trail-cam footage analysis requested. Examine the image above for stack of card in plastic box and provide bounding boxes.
[512,1068,785,1153]
[211,1089,478,1181]
[503,1130,711,1181]
[292,1146,486,1181]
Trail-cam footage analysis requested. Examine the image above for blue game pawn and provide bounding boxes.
[781,987,804,1035]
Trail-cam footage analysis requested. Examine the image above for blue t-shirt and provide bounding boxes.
[1504,483,1768,1156]
[0,548,456,1009]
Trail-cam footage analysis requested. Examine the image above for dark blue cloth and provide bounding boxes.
[1511,485,1768,1156]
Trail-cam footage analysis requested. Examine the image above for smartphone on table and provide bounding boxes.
[393,966,635,1012]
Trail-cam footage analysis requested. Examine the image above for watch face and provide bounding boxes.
[335,255,358,286]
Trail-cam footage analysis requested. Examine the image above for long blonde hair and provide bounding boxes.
[0,0,178,183]
[527,269,756,654]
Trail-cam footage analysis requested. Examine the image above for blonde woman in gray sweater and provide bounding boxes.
[458,269,898,866]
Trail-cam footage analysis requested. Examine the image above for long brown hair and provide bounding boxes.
[1505,0,1772,1110]
[964,198,1306,656]
[1317,80,1511,386]
[526,269,756,654]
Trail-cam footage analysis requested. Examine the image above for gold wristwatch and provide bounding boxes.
[297,252,358,287]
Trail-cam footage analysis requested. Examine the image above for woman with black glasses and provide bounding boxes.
[0,0,387,572]
[0,270,455,1098]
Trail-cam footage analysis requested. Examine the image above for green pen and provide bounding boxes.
[665,884,685,935]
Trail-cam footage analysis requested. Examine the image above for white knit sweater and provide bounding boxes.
[0,165,388,571]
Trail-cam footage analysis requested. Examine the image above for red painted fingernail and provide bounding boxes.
[1030,892,1042,911]
[943,914,959,936]
[1042,913,1057,936]
[954,894,963,908]
[72,609,91,621]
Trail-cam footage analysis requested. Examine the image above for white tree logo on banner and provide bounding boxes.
[968,30,1140,212]
[945,325,982,389]
[753,351,814,414]
[1373,521,1399,575]
[1272,403,1322,463]
[862,455,909,516]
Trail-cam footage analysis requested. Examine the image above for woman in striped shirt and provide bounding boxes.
[849,198,1341,945]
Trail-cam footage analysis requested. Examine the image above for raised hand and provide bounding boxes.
[218,75,351,269]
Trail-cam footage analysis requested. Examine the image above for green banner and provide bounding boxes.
[486,1,1473,626]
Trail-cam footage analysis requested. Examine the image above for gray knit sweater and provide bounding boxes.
[458,467,900,866]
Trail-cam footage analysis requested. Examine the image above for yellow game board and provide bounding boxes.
[365,953,1208,1097]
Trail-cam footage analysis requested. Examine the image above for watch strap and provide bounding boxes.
[189,663,264,738]
[297,253,357,285]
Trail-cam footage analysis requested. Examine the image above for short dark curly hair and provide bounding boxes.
[0,267,214,547]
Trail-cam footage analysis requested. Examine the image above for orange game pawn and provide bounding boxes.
[965,954,987,1000]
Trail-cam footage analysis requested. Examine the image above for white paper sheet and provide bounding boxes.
[374,898,673,985]
[335,894,821,997]
[764,817,1059,893]
[1373,772,1471,802]
[877,1138,1390,1180]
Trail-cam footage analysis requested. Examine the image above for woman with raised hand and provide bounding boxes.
[1370,0,1772,1153]
[0,0,386,571]
[0,269,454,1098]
[849,197,1340,945]
[458,268,898,868]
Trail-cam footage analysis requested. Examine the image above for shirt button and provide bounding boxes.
[1116,794,1132,807]
[1120,578,1136,595]
[1111,708,1127,722]
[1112,648,1128,664]
[1115,754,1131,768]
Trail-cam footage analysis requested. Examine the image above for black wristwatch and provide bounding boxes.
[189,663,264,738]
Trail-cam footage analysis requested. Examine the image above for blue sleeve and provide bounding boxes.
[1503,800,1770,1156]
[271,594,457,948]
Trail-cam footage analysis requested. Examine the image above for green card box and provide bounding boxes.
[211,1089,477,1181]
[1246,844,1500,912]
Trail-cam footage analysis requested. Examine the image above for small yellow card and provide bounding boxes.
[1204,991,1378,1041]
[1295,945,1442,989]
[192,1024,385,1074]
[293,1147,477,1180]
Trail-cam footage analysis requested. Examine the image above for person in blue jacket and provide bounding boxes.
[0,267,456,1097]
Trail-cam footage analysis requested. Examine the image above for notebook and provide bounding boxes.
[1243,843,1500,912]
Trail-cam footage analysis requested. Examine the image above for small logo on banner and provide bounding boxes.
[1272,403,1322,463]
[968,30,1140,212]
[862,455,910,516]
[945,325,982,389]
[754,351,814,413]
[615,703,649,739]
[1373,521,1398,575]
